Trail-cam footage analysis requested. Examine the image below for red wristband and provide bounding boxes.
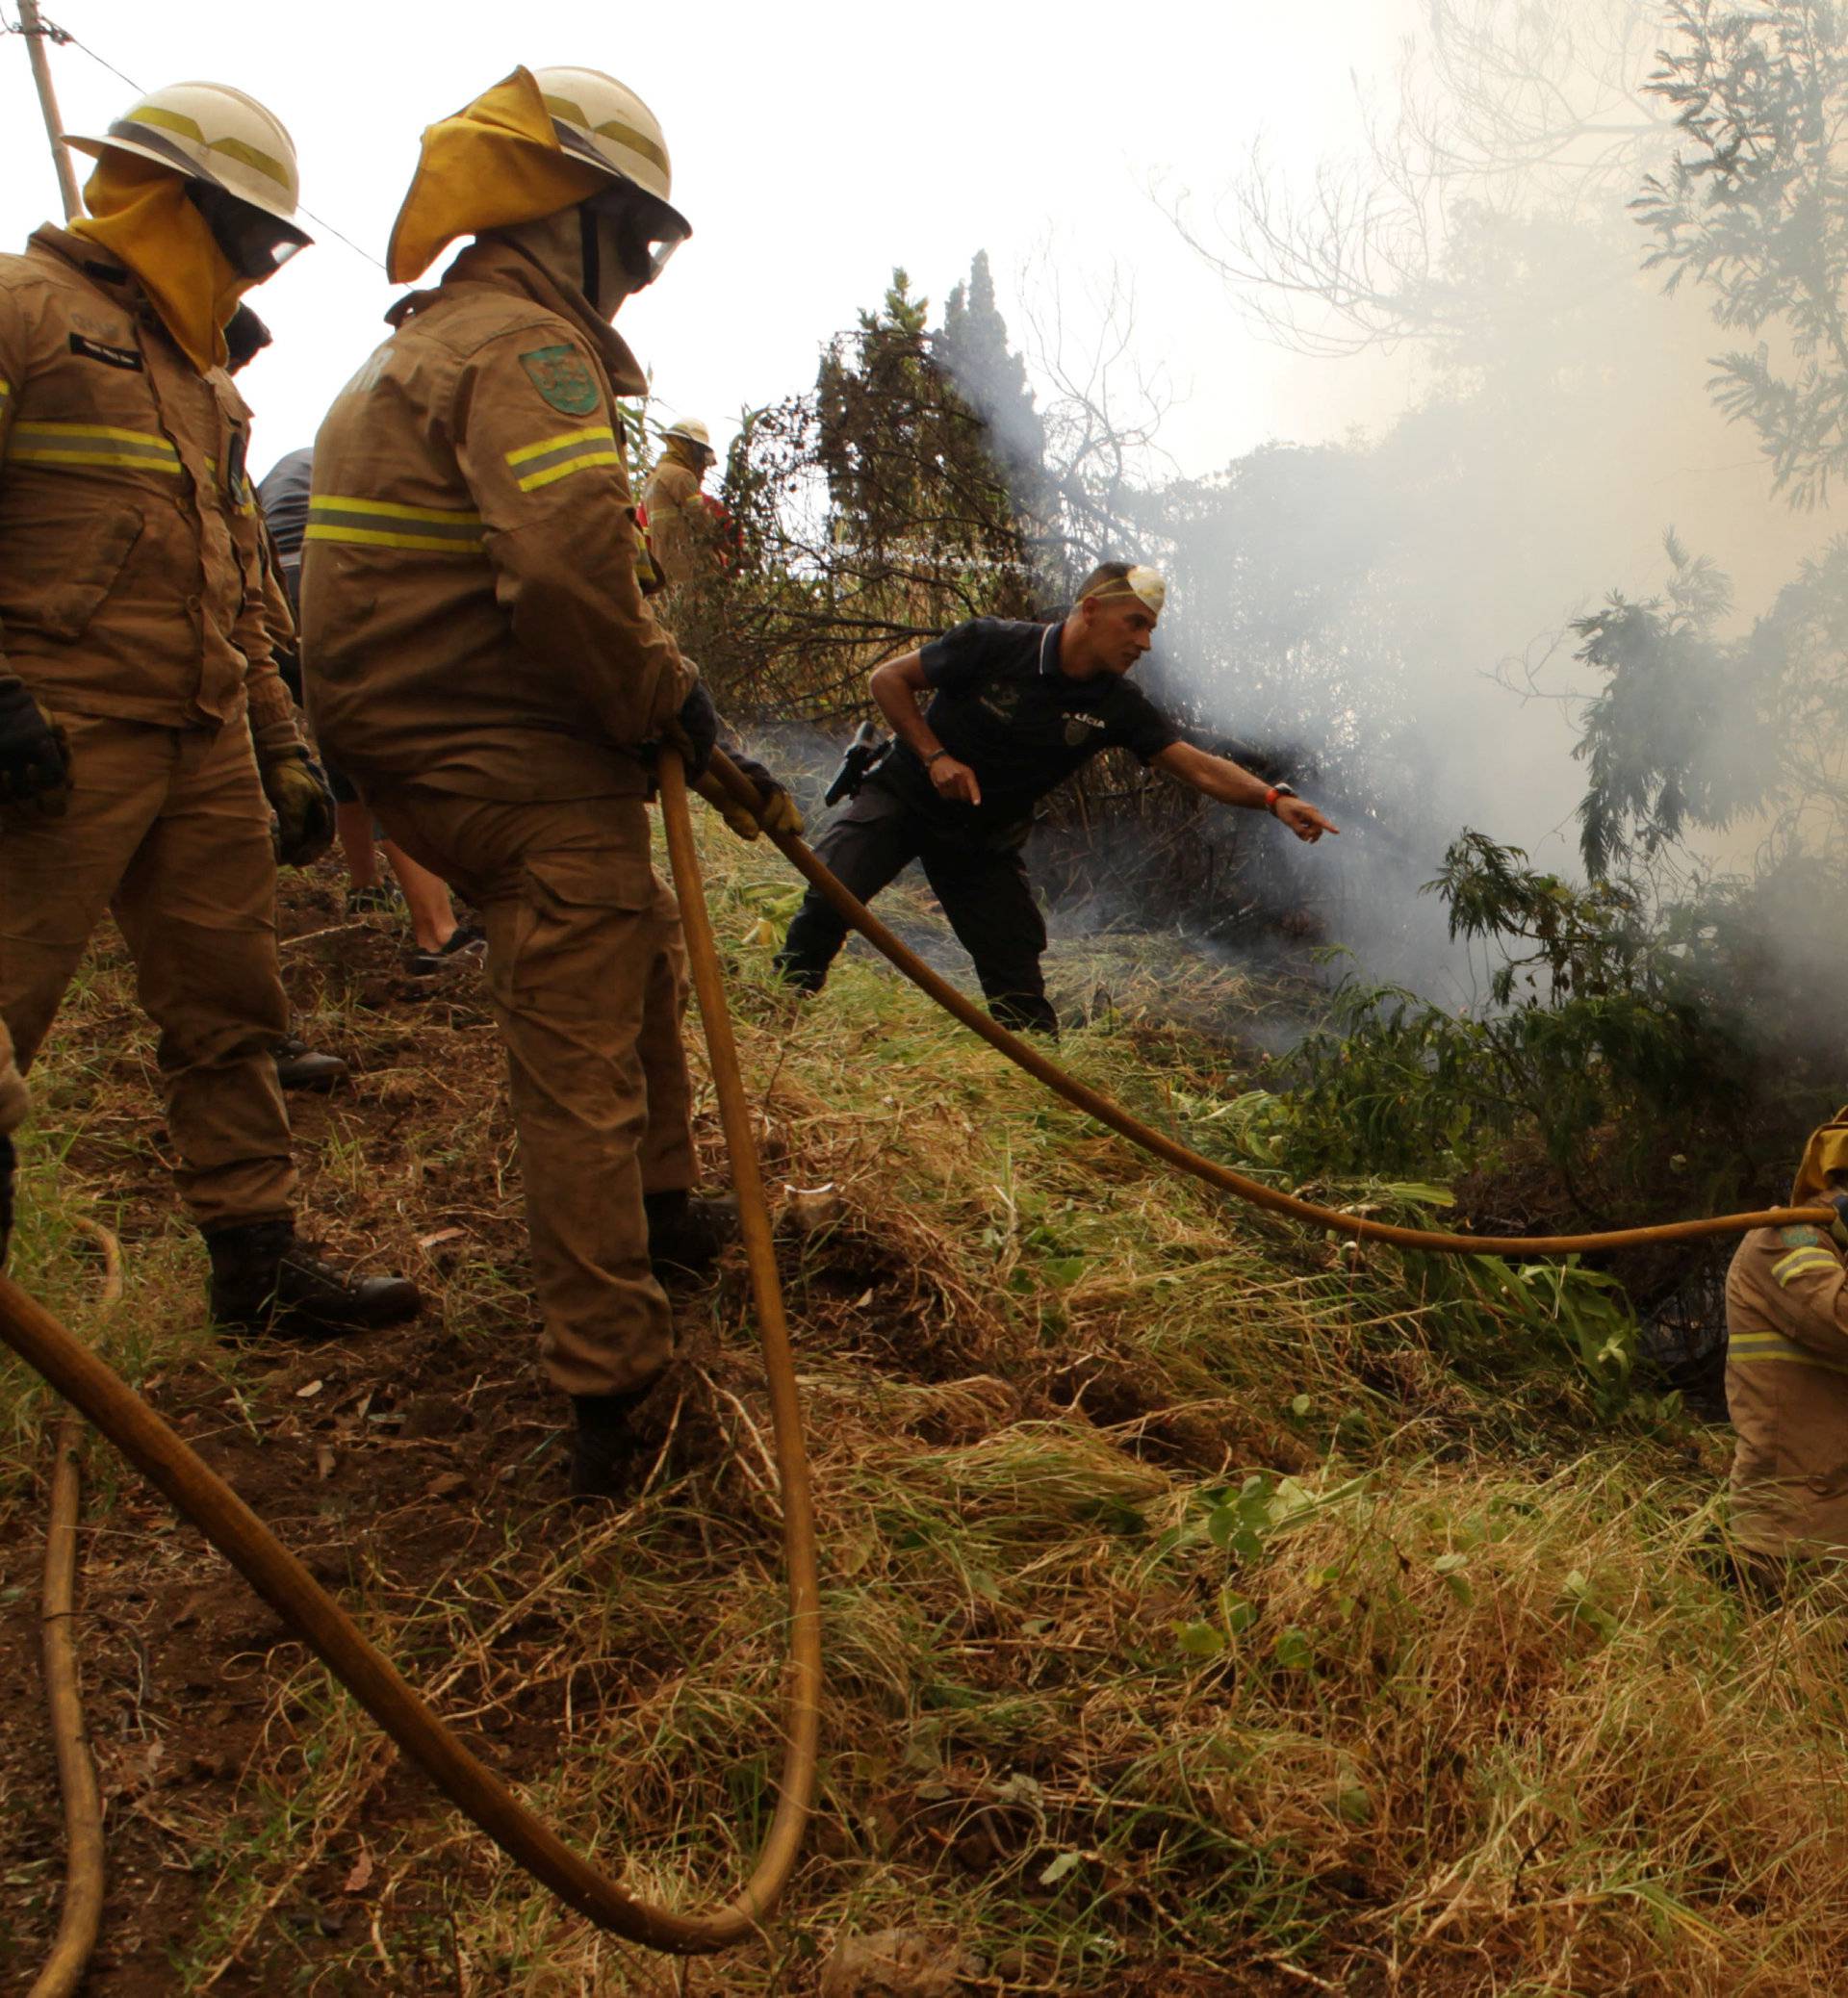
[1264,786,1281,813]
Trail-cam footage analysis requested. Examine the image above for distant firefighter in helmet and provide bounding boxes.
[643,417,732,588]
[1725,1108,1848,1566]
[0,81,418,1336]
[301,65,798,1498]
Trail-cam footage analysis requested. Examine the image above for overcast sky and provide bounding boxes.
[0,0,1419,482]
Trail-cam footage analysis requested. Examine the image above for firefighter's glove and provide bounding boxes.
[261,750,338,867]
[0,678,71,821]
[661,680,719,781]
[695,754,805,842]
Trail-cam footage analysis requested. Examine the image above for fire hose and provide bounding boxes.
[3,748,818,1968]
[702,746,1835,1253]
[3,742,1834,1980]
[30,1224,114,1998]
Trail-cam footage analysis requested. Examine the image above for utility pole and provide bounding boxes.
[16,0,83,222]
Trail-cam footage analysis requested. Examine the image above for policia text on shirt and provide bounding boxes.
[774,562,1339,1036]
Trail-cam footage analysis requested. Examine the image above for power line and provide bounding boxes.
[295,204,389,275]
[5,9,139,96]
[5,8,389,272]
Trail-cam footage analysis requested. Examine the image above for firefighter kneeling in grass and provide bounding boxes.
[302,66,797,1499]
[1726,1108,1848,1568]
[776,564,1341,1035]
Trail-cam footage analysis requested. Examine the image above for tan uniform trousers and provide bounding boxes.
[0,712,295,1227]
[368,785,696,1398]
[0,1014,25,1134]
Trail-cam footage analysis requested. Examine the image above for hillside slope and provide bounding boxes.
[0,811,1839,1997]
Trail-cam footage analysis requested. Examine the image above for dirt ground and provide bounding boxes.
[0,876,595,1994]
[1,853,1779,1998]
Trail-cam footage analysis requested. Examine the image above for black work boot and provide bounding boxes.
[0,1132,14,1270]
[570,1385,657,1499]
[989,992,1061,1039]
[270,1036,349,1092]
[644,1189,736,1279]
[206,1218,422,1339]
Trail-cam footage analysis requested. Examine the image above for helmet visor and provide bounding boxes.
[187,181,311,281]
[584,179,689,289]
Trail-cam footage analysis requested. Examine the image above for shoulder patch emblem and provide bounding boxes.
[520,343,600,417]
[1780,1225,1826,1247]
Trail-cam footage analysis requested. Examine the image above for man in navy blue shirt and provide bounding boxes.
[776,561,1338,1034]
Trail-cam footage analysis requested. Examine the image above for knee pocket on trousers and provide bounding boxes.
[500,850,660,1019]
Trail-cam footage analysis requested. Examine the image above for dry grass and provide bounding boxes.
[1,809,1845,1995]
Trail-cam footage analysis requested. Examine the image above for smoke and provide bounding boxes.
[936,6,1836,1008]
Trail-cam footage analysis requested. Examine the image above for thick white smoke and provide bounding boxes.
[946,3,1837,1004]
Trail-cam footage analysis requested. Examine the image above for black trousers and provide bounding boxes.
[775,784,1057,1035]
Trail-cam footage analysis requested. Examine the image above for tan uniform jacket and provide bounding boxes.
[0,226,297,752]
[1725,1223,1848,1555]
[643,455,702,586]
[300,240,695,802]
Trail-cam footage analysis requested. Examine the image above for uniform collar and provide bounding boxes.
[1041,618,1102,692]
[386,235,648,396]
[27,221,141,312]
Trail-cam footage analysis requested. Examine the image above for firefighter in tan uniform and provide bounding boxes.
[643,417,717,587]
[1725,1107,1848,1562]
[301,66,796,1496]
[0,83,419,1335]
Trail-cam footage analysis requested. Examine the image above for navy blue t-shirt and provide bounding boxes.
[878,617,1180,838]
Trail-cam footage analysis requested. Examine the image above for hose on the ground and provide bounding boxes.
[706,746,1833,1255]
[0,734,1822,1969]
[28,1212,115,1996]
[0,747,819,1957]
[31,1414,103,1998]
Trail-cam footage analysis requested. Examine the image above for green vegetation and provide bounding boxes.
[3,822,1844,1995]
[1267,826,1843,1239]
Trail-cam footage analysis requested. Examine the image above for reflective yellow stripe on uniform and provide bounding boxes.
[1773,1246,1840,1288]
[1730,1327,1848,1375]
[304,496,486,555]
[7,420,182,473]
[505,423,620,493]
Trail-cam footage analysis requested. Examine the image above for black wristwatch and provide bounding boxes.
[1264,781,1297,815]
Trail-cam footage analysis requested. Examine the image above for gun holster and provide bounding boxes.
[824,719,892,807]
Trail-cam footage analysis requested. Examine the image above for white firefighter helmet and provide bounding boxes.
[663,418,712,451]
[533,66,688,223]
[66,82,306,230]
